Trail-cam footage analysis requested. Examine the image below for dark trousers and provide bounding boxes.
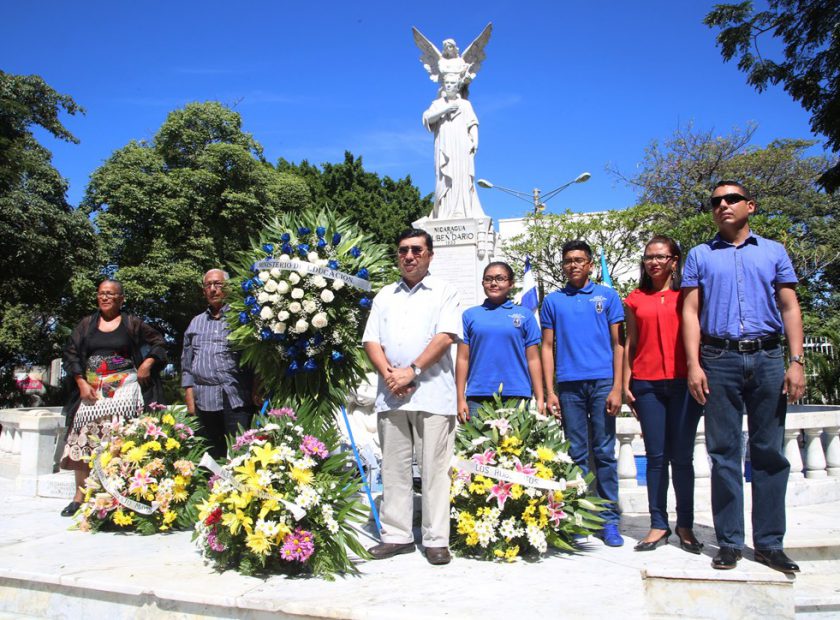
[196,396,253,459]
[632,378,702,530]
[701,343,789,550]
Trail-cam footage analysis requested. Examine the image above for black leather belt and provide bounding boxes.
[701,334,781,352]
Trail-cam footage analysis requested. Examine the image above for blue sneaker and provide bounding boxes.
[600,523,624,547]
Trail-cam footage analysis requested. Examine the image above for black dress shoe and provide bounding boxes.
[368,542,415,560]
[634,528,671,552]
[712,546,742,569]
[676,527,704,555]
[60,501,81,517]
[425,546,451,565]
[754,549,800,574]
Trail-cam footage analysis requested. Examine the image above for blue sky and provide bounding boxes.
[2,0,823,223]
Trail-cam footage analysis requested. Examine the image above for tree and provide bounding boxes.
[502,203,672,298]
[83,102,312,353]
[705,1,840,192]
[278,151,432,246]
[610,124,840,328]
[0,72,98,394]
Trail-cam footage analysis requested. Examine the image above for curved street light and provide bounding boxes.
[477,172,591,213]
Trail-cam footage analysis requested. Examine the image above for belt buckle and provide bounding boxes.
[738,339,757,352]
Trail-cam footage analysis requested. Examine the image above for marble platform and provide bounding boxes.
[0,478,838,619]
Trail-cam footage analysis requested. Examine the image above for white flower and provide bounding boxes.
[296,485,320,509]
[277,310,290,321]
[320,289,334,303]
[317,259,328,267]
[279,254,290,261]
[302,300,317,314]
[294,318,309,333]
[307,251,320,263]
[312,312,328,328]
[259,306,274,320]
[289,301,302,314]
[291,288,304,299]
[289,273,301,285]
[257,291,270,303]
[332,279,344,291]
[263,279,278,293]
[270,268,281,279]
[258,271,270,283]
[271,322,286,334]
[277,281,290,294]
[312,275,327,289]
[269,294,279,303]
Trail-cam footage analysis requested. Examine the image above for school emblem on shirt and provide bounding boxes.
[509,312,525,328]
[591,295,607,314]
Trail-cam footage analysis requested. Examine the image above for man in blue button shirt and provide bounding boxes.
[541,240,625,547]
[682,181,806,574]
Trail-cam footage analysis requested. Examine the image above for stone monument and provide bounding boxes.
[411,23,496,308]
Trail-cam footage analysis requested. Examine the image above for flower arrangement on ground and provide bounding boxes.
[193,405,370,578]
[74,404,207,534]
[450,394,607,561]
[226,208,390,434]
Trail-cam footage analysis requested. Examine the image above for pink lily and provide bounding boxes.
[513,459,537,476]
[144,422,166,439]
[129,470,156,495]
[547,498,567,526]
[488,482,513,509]
[471,449,497,466]
[485,418,511,436]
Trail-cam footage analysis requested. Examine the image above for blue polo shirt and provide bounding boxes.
[682,233,797,339]
[540,281,624,383]
[463,299,541,398]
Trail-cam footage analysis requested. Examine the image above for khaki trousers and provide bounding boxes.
[377,410,456,548]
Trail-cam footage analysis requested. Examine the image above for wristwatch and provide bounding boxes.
[410,363,422,377]
[790,354,805,366]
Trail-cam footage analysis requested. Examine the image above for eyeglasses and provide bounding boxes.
[710,193,748,209]
[562,257,590,266]
[203,281,225,289]
[397,245,426,256]
[482,275,510,284]
[642,254,673,263]
[97,292,122,299]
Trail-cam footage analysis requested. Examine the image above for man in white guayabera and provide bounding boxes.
[362,229,462,565]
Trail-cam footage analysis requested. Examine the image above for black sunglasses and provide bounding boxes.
[710,193,748,209]
[397,245,426,256]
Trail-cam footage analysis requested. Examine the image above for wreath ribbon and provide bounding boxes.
[92,447,160,515]
[451,456,584,492]
[254,259,372,292]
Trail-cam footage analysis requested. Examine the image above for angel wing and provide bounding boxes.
[412,27,443,83]
[461,22,493,84]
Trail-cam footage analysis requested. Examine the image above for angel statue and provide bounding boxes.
[413,24,492,220]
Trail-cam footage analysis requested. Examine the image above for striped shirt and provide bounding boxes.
[181,306,251,411]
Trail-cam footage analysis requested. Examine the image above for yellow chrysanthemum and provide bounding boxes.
[510,484,524,500]
[112,509,133,526]
[290,467,313,485]
[504,545,520,561]
[500,436,522,455]
[465,532,479,546]
[535,446,555,462]
[521,504,537,526]
[144,440,162,452]
[494,549,504,558]
[161,413,176,425]
[246,531,272,555]
[275,521,292,542]
[99,451,113,468]
[535,463,554,480]
[124,447,146,464]
[552,490,564,503]
[165,438,180,451]
[173,486,188,502]
[538,505,549,528]
[163,510,177,525]
[120,440,136,453]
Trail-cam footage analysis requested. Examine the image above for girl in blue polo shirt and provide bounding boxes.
[455,262,544,422]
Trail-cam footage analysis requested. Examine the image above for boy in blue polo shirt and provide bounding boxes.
[541,240,625,546]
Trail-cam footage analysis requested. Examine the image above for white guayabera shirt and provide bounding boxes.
[362,274,462,416]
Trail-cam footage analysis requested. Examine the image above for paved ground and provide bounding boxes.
[0,478,838,619]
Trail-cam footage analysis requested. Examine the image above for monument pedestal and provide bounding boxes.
[413,215,496,307]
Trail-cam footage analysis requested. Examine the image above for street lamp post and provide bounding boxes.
[477,172,591,214]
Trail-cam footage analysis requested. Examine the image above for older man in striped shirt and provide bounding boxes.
[182,269,255,457]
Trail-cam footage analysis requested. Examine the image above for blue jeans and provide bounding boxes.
[632,378,702,530]
[557,379,619,524]
[701,343,789,550]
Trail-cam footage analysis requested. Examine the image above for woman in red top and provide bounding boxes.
[624,236,702,553]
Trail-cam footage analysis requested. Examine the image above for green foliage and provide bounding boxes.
[278,151,432,246]
[0,71,99,389]
[83,101,312,350]
[503,203,672,298]
[704,0,840,192]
